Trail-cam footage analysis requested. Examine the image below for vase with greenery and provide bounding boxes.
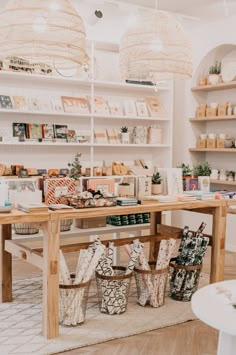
[68,153,82,181]
[208,61,221,85]
[120,126,129,144]
[151,171,162,195]
[193,161,211,192]
[177,163,193,191]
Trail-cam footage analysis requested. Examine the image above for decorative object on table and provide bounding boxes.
[133,238,176,307]
[132,126,147,144]
[177,163,194,191]
[193,161,211,192]
[120,126,129,144]
[208,60,221,85]
[151,171,162,195]
[66,189,116,209]
[170,223,209,301]
[68,153,82,181]
[118,181,131,197]
[96,239,141,315]
[135,100,149,117]
[0,0,88,76]
[59,239,105,326]
[166,168,183,195]
[137,176,152,199]
[44,177,77,204]
[147,125,163,144]
[119,10,192,86]
[61,96,90,114]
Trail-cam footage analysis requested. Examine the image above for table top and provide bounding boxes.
[192,280,236,336]
[0,199,232,224]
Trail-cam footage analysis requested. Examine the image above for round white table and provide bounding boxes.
[192,280,236,355]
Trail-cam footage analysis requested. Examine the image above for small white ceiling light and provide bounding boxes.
[120,10,192,84]
[87,9,103,26]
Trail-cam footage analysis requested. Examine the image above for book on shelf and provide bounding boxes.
[124,100,137,116]
[17,203,48,213]
[61,96,90,114]
[87,95,110,115]
[50,97,64,113]
[28,97,42,112]
[145,96,166,117]
[94,129,108,143]
[106,128,118,144]
[12,122,28,138]
[53,124,68,139]
[0,95,13,109]
[42,124,55,139]
[108,101,123,116]
[66,129,77,143]
[135,100,149,117]
[27,123,43,139]
[12,96,28,111]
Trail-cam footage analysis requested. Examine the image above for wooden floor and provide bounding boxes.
[12,247,236,355]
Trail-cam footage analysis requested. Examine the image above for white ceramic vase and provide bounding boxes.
[121,132,130,144]
[208,74,220,85]
[151,184,162,195]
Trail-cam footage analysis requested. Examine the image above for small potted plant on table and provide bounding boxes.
[208,61,221,85]
[193,161,211,192]
[177,163,193,191]
[151,171,162,195]
[118,181,131,197]
[120,126,129,144]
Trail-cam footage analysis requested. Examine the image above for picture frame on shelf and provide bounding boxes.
[136,100,149,117]
[87,178,115,193]
[124,100,137,116]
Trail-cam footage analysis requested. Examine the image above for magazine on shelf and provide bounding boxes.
[0,95,13,109]
[27,123,43,139]
[53,124,68,139]
[12,122,28,138]
[42,124,55,139]
[61,96,90,114]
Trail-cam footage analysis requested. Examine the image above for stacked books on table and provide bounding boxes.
[185,191,216,200]
[142,195,178,203]
[17,203,48,213]
[176,193,197,202]
[116,198,138,206]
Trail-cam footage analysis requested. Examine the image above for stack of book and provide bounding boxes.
[176,193,197,202]
[116,198,138,206]
[17,203,48,213]
[184,191,216,200]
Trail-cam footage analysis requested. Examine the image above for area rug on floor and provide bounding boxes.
[0,274,209,355]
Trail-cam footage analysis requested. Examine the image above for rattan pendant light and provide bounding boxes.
[120,10,192,84]
[0,0,88,71]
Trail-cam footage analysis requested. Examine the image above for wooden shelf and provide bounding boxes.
[189,148,236,153]
[190,116,236,122]
[93,143,170,148]
[192,81,236,92]
[210,179,236,186]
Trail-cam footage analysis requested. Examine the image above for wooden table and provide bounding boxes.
[0,199,230,339]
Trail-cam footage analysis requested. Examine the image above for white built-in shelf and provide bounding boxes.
[0,71,170,92]
[93,143,170,148]
[190,116,236,122]
[189,148,236,153]
[0,142,170,148]
[210,179,236,186]
[191,81,236,92]
[0,109,169,122]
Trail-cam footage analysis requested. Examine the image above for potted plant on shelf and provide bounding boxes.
[118,181,130,197]
[226,170,235,182]
[193,161,211,192]
[151,171,162,195]
[120,126,129,144]
[208,61,221,85]
[177,163,193,191]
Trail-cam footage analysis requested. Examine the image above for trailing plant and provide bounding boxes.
[209,61,221,75]
[177,163,192,176]
[68,153,82,180]
[193,161,211,177]
[120,126,128,133]
[152,171,162,184]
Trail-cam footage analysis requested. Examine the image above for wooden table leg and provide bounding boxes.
[149,212,162,261]
[0,224,12,303]
[42,218,60,339]
[211,205,227,283]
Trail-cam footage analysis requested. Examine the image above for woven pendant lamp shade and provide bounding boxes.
[0,0,88,70]
[120,11,192,83]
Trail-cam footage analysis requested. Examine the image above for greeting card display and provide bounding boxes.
[108,101,122,116]
[13,96,28,111]
[136,100,149,117]
[124,100,137,116]
[54,124,68,139]
[44,178,77,204]
[61,96,90,114]
[27,123,42,139]
[43,124,54,139]
[28,97,42,112]
[145,96,165,117]
[12,123,28,138]
[0,95,13,109]
[66,129,77,143]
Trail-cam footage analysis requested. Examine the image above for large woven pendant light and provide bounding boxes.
[120,10,192,84]
[0,0,88,72]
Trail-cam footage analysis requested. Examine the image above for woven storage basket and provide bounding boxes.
[96,266,133,315]
[14,223,39,235]
[169,258,202,302]
[59,274,90,326]
[60,219,73,232]
[134,261,169,308]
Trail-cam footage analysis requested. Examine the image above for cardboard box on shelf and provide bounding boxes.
[75,217,107,229]
[216,138,225,148]
[197,139,206,148]
[206,138,216,148]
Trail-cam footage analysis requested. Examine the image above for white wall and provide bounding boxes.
[172,15,236,252]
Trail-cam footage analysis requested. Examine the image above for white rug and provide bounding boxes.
[0,275,209,355]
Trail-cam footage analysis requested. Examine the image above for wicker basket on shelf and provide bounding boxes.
[14,223,39,235]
